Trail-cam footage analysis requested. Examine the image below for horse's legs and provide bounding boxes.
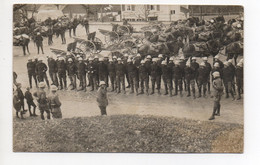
[73,28,76,36]
[22,45,26,55]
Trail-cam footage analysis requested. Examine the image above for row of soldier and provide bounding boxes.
[26,52,243,100]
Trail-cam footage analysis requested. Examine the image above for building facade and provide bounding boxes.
[121,5,189,22]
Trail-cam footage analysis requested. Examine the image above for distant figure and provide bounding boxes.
[35,32,44,54]
[13,90,24,119]
[123,19,128,25]
[209,72,224,120]
[16,83,26,113]
[48,85,62,119]
[96,81,108,115]
[82,18,89,35]
[47,26,53,45]
[24,87,37,117]
[13,71,18,86]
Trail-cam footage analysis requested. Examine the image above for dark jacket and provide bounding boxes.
[57,60,67,74]
[185,66,196,80]
[115,63,125,76]
[161,65,171,78]
[48,59,58,73]
[150,63,161,77]
[87,63,97,76]
[139,65,149,78]
[173,66,182,80]
[223,67,233,82]
[99,62,108,76]
[108,63,116,74]
[35,35,43,45]
[197,67,208,82]
[24,91,34,103]
[35,62,48,75]
[77,62,86,75]
[27,61,36,74]
[127,63,138,77]
[235,66,243,80]
[67,62,77,76]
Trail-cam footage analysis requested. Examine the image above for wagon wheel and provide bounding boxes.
[117,25,131,35]
[144,31,154,39]
[93,37,103,53]
[105,31,119,46]
[121,40,138,54]
[78,41,97,57]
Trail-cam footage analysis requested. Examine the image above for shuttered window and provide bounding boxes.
[132,5,135,11]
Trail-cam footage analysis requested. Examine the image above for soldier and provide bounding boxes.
[191,57,199,88]
[134,53,142,88]
[212,62,223,80]
[123,54,130,88]
[115,58,126,94]
[203,57,212,94]
[13,90,24,119]
[197,62,208,97]
[93,55,100,86]
[87,57,98,91]
[167,57,175,91]
[179,56,186,91]
[209,72,224,120]
[157,54,164,65]
[77,57,87,91]
[98,58,108,87]
[228,59,236,94]
[67,58,77,90]
[235,62,243,100]
[57,57,67,90]
[24,87,37,116]
[184,61,196,98]
[96,81,108,115]
[145,55,152,85]
[127,59,139,95]
[150,58,161,95]
[139,60,149,95]
[173,60,183,96]
[223,61,235,100]
[103,54,109,87]
[33,82,50,120]
[108,58,116,92]
[161,60,173,96]
[35,57,50,88]
[16,83,26,113]
[47,25,53,46]
[82,18,89,35]
[47,55,58,87]
[35,32,44,54]
[214,55,224,69]
[27,57,38,88]
[48,85,62,119]
[112,55,118,64]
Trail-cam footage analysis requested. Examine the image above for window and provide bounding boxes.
[149,5,156,11]
[126,5,131,11]
[170,10,175,14]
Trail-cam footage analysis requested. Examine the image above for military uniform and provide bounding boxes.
[127,62,139,94]
[108,62,116,91]
[48,58,58,87]
[67,62,77,90]
[161,64,173,96]
[33,88,50,120]
[77,61,87,91]
[25,90,37,116]
[235,65,243,99]
[99,62,108,87]
[115,63,126,93]
[204,61,212,93]
[184,66,196,98]
[27,61,38,88]
[57,60,67,90]
[223,66,235,99]
[179,60,186,90]
[197,67,208,97]
[139,64,149,95]
[48,93,62,118]
[35,62,50,87]
[35,34,44,54]
[173,65,183,96]
[87,62,98,91]
[150,63,161,94]
[96,86,108,115]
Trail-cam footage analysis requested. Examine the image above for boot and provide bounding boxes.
[20,112,25,119]
[173,88,178,96]
[169,90,173,97]
[16,112,20,118]
[47,113,51,120]
[136,88,139,96]
[215,104,221,116]
[146,90,149,96]
[158,89,161,95]
[208,115,215,120]
[139,89,144,95]
[187,88,191,97]
[33,107,37,116]
[150,86,155,95]
[198,89,202,98]
[29,108,33,117]
[41,114,45,120]
[164,85,168,95]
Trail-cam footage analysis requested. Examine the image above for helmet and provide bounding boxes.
[99,81,106,86]
[88,57,93,61]
[66,52,71,56]
[158,54,163,58]
[202,57,208,61]
[212,72,220,78]
[141,60,145,64]
[124,53,128,57]
[147,55,152,59]
[237,24,242,28]
[169,57,174,61]
[50,85,58,91]
[237,62,243,67]
[210,19,214,23]
[175,60,180,65]
[192,57,196,60]
[78,57,83,61]
[48,55,53,58]
[200,62,206,67]
[214,62,220,67]
[37,32,40,35]
[224,61,229,66]
[127,59,132,63]
[136,53,141,57]
[117,58,122,61]
[68,58,73,62]
[161,61,166,65]
[99,58,104,61]
[152,58,157,62]
[214,55,220,59]
[39,82,46,88]
[113,56,117,59]
[179,56,185,60]
[76,55,81,58]
[109,58,113,62]
[94,55,99,59]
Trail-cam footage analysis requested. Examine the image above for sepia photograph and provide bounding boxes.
[12,4,244,153]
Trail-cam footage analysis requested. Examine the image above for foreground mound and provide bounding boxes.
[13,115,243,153]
